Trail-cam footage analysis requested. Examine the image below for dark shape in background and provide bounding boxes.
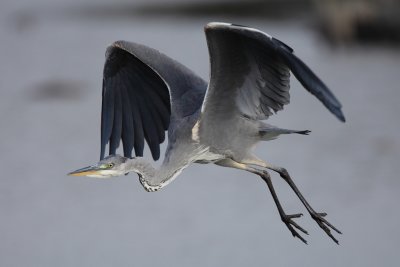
[11,0,400,46]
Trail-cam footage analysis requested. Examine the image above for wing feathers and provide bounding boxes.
[120,78,135,158]
[100,79,114,159]
[129,95,145,157]
[277,47,346,122]
[201,23,345,126]
[100,23,345,162]
[109,76,123,155]
[138,98,161,160]
[120,67,144,157]
[101,47,169,160]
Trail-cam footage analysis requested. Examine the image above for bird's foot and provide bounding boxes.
[310,212,342,244]
[276,168,341,244]
[281,213,309,244]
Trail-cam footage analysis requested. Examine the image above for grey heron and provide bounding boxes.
[69,22,345,244]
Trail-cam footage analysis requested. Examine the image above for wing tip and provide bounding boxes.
[329,104,346,122]
[336,109,346,123]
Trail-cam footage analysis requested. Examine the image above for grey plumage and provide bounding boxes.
[70,22,345,244]
[101,41,207,160]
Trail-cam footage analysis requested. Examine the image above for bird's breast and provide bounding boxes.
[194,146,226,164]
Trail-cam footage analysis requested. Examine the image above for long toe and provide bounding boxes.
[311,212,341,244]
[281,213,309,244]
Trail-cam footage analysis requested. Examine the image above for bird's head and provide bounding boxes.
[68,154,130,178]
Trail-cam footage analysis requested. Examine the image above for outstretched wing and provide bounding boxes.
[200,22,345,126]
[101,41,207,160]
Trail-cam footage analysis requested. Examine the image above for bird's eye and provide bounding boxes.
[108,163,114,168]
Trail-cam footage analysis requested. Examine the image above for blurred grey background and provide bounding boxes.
[1,0,399,266]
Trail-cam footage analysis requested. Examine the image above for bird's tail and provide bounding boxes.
[259,124,310,141]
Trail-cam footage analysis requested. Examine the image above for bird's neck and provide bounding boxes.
[125,157,183,192]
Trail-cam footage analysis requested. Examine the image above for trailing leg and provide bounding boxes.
[241,156,342,244]
[215,159,309,243]
[259,169,309,243]
[271,166,341,243]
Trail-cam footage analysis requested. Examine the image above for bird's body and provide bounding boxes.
[69,22,345,244]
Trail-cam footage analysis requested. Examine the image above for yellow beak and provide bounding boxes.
[68,165,102,176]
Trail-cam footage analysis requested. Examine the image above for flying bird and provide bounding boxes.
[69,22,345,244]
